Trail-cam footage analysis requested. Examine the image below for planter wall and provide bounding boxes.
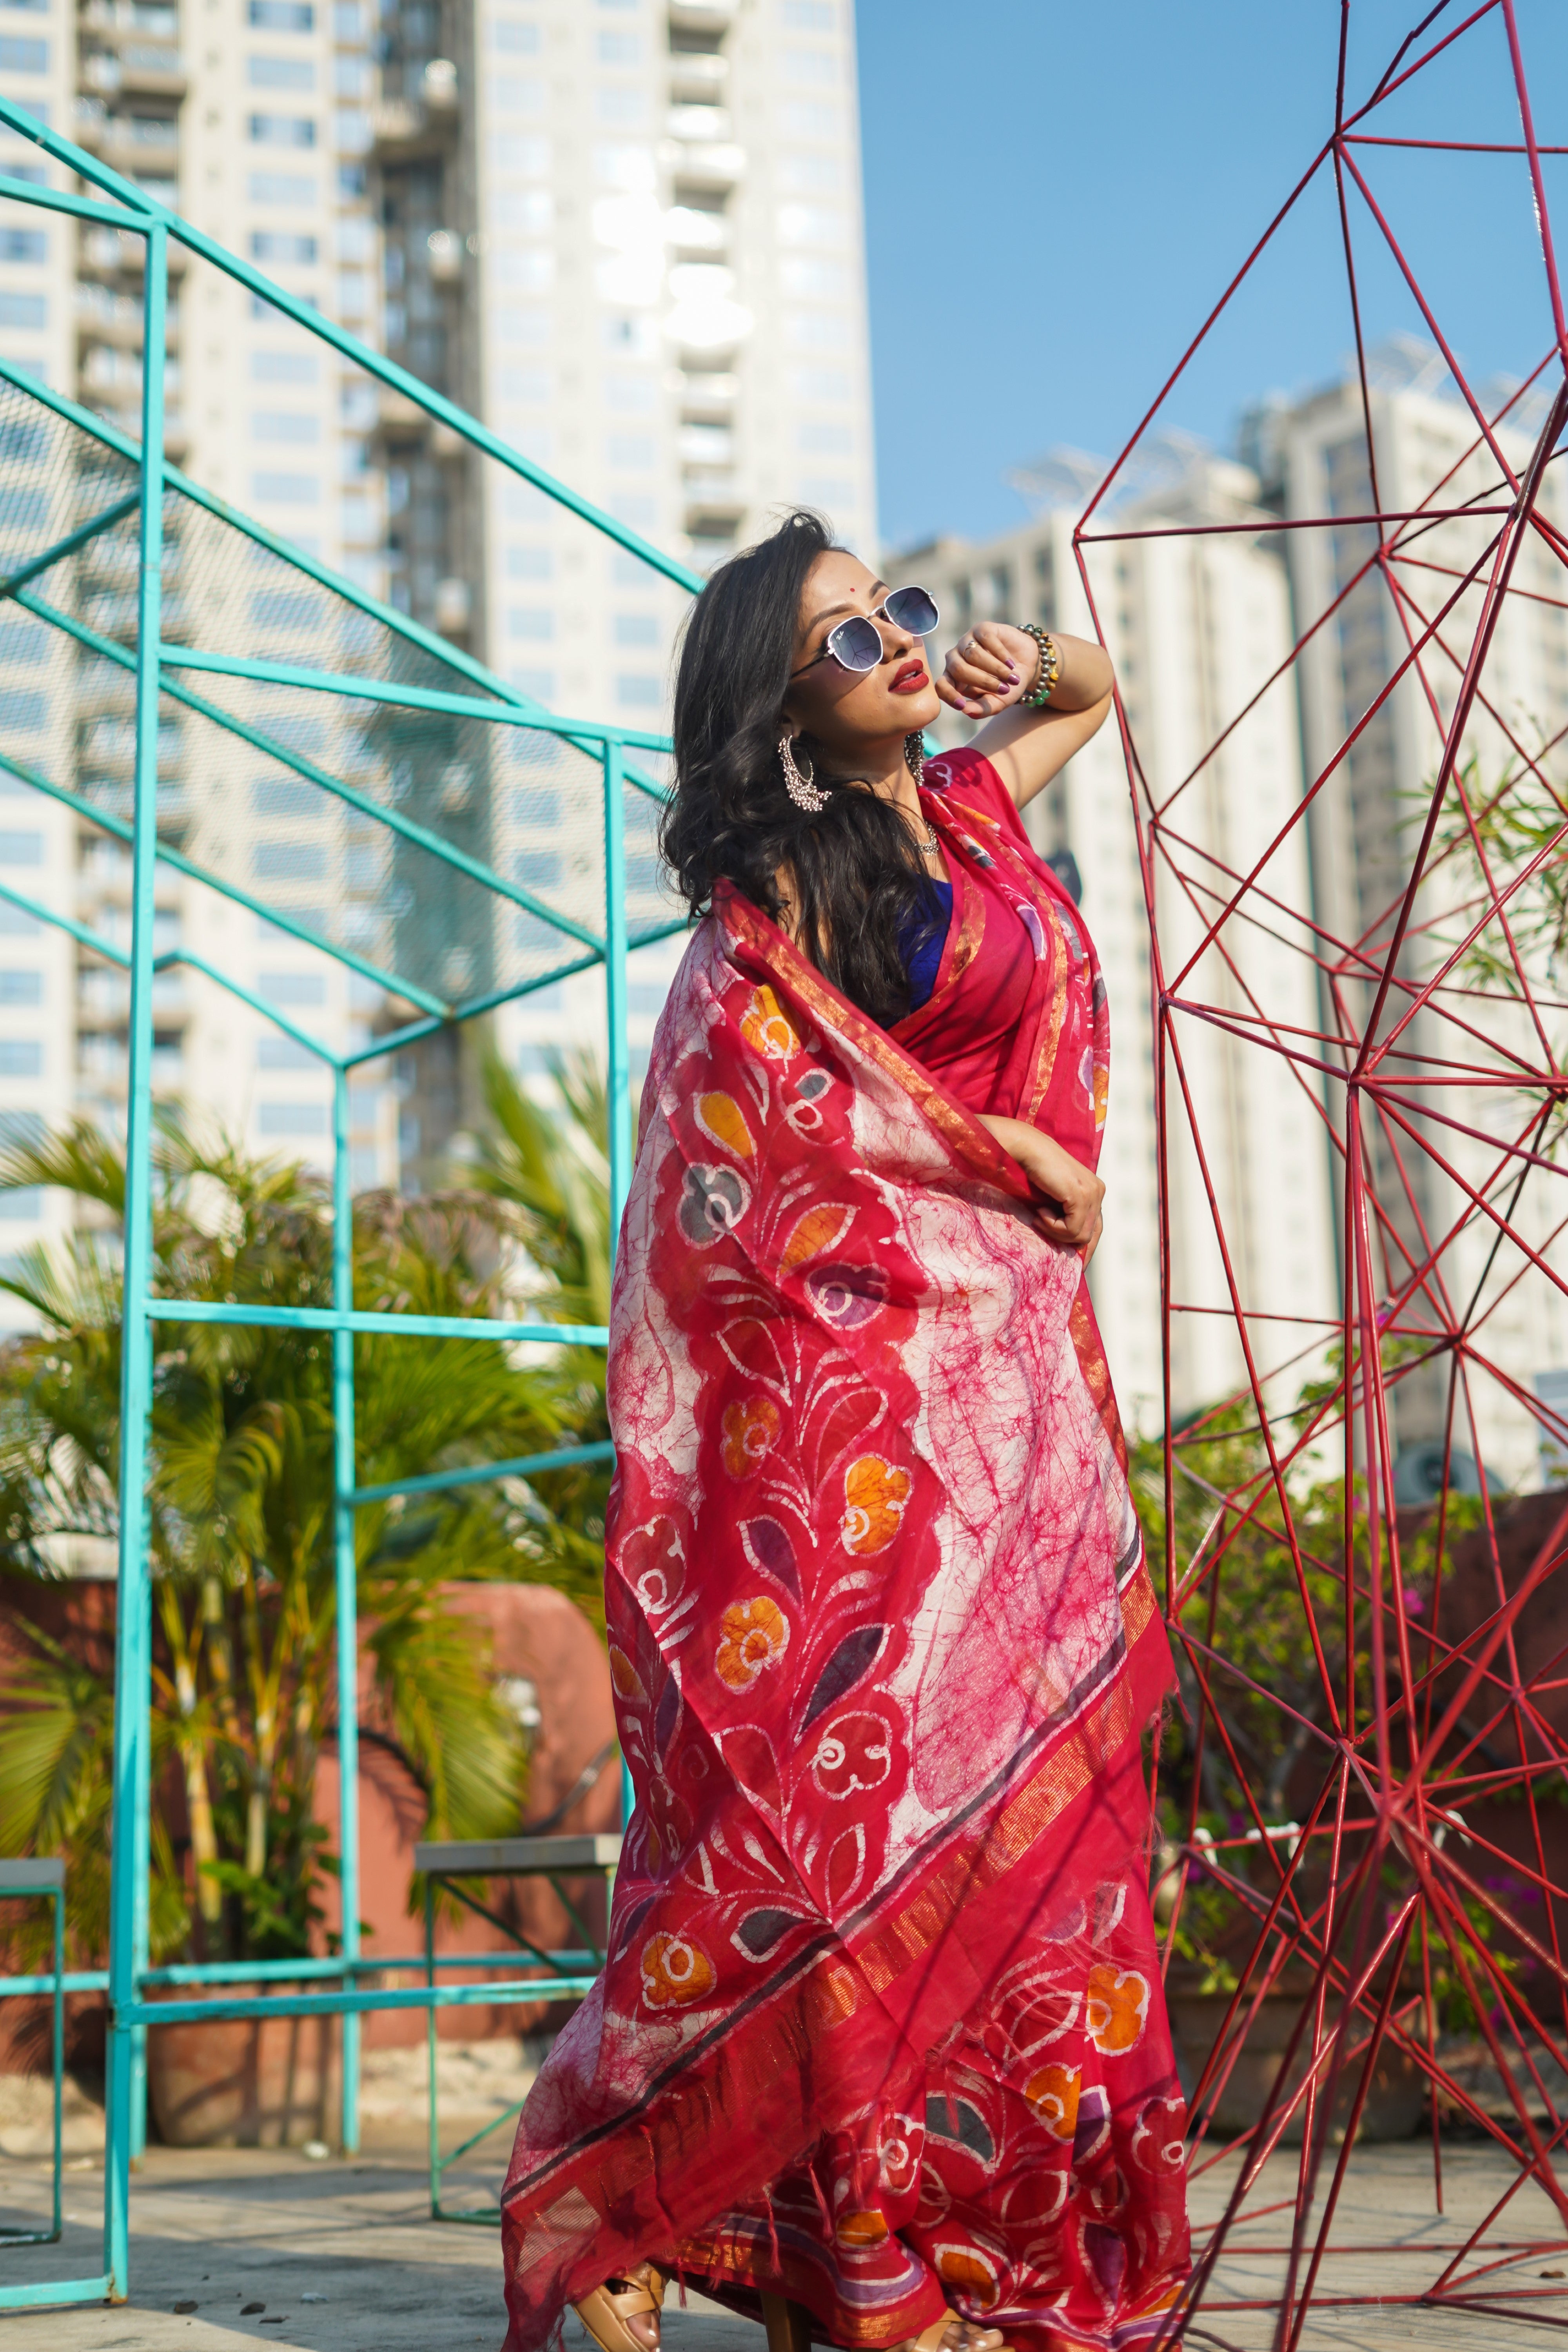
[147,1987,339,2148]
[1171,1989,1427,2145]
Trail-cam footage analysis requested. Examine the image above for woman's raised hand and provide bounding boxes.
[935,621,1041,719]
[975,1113,1106,1264]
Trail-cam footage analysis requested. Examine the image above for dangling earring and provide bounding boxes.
[779,727,830,814]
[904,731,925,789]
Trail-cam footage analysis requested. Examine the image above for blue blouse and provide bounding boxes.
[897,878,953,1013]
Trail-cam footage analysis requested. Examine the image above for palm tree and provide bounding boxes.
[457,1046,622,1628]
[0,1112,601,1970]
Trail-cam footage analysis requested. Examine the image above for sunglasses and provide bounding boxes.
[790,584,940,678]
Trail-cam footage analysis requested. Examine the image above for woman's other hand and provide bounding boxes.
[935,621,1039,720]
[975,1113,1105,1264]
[933,626,1116,813]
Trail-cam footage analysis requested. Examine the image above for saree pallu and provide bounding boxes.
[501,754,1187,2352]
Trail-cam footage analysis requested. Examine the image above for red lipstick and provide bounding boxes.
[891,660,927,693]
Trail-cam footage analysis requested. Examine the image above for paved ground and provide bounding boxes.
[3,2130,1568,2349]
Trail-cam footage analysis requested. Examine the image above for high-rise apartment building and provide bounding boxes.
[366,0,879,1172]
[1250,338,1568,1486]
[0,0,387,1324]
[889,350,1568,1479]
[887,444,1338,1434]
[469,0,879,1134]
[0,0,879,1290]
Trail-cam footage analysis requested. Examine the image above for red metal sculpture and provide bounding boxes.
[1076,4,1568,2334]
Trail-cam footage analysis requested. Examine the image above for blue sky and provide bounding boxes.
[856,0,1568,553]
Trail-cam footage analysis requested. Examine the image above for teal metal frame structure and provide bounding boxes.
[0,95,700,2311]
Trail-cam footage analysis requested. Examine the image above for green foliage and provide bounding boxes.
[1436,750,1568,1000]
[1134,1400,1347,1825]
[1426,1890,1519,2038]
[1434,747,1568,1155]
[1142,1293,1531,2021]
[0,1106,612,1969]
[457,1047,621,1626]
[1137,1381,1471,1991]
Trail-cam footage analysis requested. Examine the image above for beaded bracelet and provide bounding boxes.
[1017,621,1061,708]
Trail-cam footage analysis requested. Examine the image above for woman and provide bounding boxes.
[500,513,1188,2352]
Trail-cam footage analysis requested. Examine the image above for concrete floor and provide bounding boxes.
[3,2132,1567,2350]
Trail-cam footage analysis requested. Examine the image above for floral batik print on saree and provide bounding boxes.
[683,1880,1187,2352]
[499,753,1187,2352]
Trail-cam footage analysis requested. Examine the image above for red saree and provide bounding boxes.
[500,751,1188,2352]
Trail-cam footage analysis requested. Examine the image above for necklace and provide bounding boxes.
[913,827,939,855]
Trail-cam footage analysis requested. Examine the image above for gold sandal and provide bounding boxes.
[762,2298,1009,2352]
[911,2323,1012,2352]
[572,2264,667,2352]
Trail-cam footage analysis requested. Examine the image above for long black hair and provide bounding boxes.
[661,508,940,1030]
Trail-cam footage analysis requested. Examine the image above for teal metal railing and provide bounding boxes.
[0,91,701,2311]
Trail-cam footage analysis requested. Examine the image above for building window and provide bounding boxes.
[251,471,321,503]
[596,86,650,128]
[252,411,321,444]
[259,972,327,1005]
[249,172,318,206]
[258,1102,328,1134]
[249,113,316,145]
[251,231,319,266]
[252,349,319,385]
[506,546,553,580]
[249,0,314,26]
[258,1036,319,1069]
[247,55,316,91]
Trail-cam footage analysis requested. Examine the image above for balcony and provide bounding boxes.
[668,0,736,28]
[76,973,187,1027]
[77,1034,188,1094]
[668,103,730,143]
[78,224,190,278]
[75,281,180,346]
[668,51,727,103]
[372,385,429,441]
[433,576,470,636]
[683,465,739,499]
[370,62,459,157]
[678,368,737,414]
[80,340,181,397]
[666,139,744,192]
[679,421,733,465]
[370,97,423,148]
[80,41,187,99]
[684,486,745,542]
[666,203,728,257]
[74,102,181,168]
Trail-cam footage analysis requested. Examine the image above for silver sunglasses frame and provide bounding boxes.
[796,585,941,677]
